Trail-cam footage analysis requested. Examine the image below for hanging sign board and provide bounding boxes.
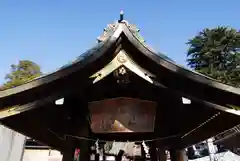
[88,97,157,133]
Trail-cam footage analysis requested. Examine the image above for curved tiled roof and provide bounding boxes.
[30,41,105,82]
[9,19,176,91]
[0,19,240,102]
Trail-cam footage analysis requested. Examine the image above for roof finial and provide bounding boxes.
[119,10,124,22]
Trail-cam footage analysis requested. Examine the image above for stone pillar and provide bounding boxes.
[170,149,188,161]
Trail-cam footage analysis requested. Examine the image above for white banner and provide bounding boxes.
[0,125,26,161]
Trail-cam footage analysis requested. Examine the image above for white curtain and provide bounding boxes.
[0,125,26,161]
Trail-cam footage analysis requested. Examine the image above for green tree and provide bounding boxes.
[1,60,42,90]
[187,26,240,87]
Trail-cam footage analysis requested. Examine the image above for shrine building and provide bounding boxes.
[0,12,240,161]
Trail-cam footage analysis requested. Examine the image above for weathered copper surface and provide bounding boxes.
[89,97,156,133]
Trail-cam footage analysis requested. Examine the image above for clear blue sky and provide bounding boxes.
[0,0,239,84]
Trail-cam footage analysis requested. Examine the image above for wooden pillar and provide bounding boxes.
[150,142,157,161]
[79,139,90,161]
[158,149,167,161]
[62,150,75,161]
[65,96,90,161]
[78,113,90,161]
[62,138,75,161]
[170,149,188,161]
[102,155,106,161]
[95,153,100,161]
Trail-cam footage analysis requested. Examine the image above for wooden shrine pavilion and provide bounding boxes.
[0,12,240,161]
